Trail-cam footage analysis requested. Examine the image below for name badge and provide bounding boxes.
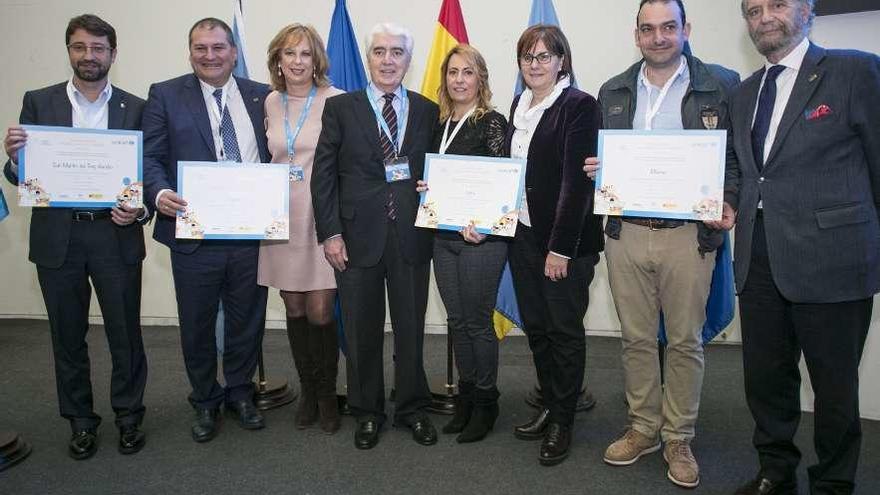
[384,156,411,182]
[288,164,305,182]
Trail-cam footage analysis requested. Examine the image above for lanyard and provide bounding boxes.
[438,106,476,155]
[282,85,317,163]
[366,84,408,156]
[643,57,687,130]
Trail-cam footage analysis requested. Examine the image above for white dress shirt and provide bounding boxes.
[67,77,112,130]
[199,76,260,164]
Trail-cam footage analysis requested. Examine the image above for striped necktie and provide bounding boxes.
[381,93,398,220]
[213,88,241,162]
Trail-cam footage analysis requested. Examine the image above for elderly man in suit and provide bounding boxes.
[142,17,271,443]
[719,1,880,494]
[3,14,149,460]
[312,22,439,450]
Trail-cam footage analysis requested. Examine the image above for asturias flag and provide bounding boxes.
[327,0,368,92]
[420,0,469,103]
[231,0,250,79]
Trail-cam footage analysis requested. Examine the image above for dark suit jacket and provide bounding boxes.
[142,74,271,253]
[504,87,604,258]
[3,82,147,268]
[728,43,880,302]
[311,88,438,267]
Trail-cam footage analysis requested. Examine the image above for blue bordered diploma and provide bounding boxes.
[415,153,526,237]
[175,161,289,240]
[17,125,143,208]
[594,129,727,221]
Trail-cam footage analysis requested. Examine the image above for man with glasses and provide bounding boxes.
[3,14,149,460]
[583,0,738,488]
[312,22,439,450]
[142,17,271,443]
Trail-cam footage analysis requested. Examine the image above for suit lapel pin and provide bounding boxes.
[253,97,259,102]
[120,102,126,108]
[808,73,818,83]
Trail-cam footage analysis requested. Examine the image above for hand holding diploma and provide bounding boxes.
[4,126,27,165]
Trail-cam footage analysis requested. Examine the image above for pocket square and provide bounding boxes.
[805,104,832,121]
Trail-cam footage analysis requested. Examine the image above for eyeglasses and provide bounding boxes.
[519,52,555,66]
[67,43,112,56]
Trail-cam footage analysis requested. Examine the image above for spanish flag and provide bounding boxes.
[420,0,469,103]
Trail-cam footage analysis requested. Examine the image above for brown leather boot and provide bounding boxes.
[315,321,341,434]
[287,316,318,429]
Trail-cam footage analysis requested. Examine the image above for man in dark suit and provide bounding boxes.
[142,17,270,442]
[312,22,439,450]
[722,1,880,493]
[2,14,148,460]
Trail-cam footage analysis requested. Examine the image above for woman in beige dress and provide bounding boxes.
[259,24,343,433]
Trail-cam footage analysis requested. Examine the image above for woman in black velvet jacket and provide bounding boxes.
[505,24,604,467]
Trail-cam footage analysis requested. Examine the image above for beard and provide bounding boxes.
[749,16,807,57]
[73,61,110,82]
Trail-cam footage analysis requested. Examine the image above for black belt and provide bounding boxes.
[71,210,112,221]
[622,217,686,230]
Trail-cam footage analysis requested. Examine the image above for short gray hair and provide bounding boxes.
[740,0,815,28]
[365,22,414,56]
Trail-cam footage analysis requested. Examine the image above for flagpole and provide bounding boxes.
[0,431,31,472]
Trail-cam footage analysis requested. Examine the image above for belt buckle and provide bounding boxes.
[648,218,661,231]
[74,211,95,222]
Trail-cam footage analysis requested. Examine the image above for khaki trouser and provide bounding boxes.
[606,222,715,441]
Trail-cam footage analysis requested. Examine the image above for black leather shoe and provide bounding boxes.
[118,424,145,455]
[354,420,380,450]
[538,422,571,466]
[734,476,798,495]
[408,417,438,446]
[226,400,265,430]
[191,407,221,443]
[68,429,98,460]
[514,408,550,440]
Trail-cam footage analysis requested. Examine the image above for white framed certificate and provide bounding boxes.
[594,130,727,221]
[17,125,143,208]
[176,161,289,240]
[415,153,525,237]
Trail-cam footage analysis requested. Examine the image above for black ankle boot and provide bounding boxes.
[457,386,499,443]
[287,316,318,429]
[442,381,474,434]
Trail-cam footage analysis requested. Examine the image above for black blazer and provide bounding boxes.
[504,87,604,258]
[312,89,439,267]
[728,44,880,302]
[142,74,271,253]
[3,82,147,268]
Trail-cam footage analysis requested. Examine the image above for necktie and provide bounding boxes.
[751,65,786,170]
[213,88,241,162]
[381,93,398,220]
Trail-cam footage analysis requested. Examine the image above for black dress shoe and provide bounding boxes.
[538,422,571,466]
[514,408,550,440]
[191,407,221,443]
[68,429,98,460]
[354,420,380,450]
[734,476,798,495]
[118,424,145,455]
[408,417,438,446]
[226,400,265,430]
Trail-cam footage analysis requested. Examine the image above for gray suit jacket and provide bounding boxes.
[728,43,880,303]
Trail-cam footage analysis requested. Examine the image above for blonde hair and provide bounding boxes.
[437,44,494,123]
[266,23,330,91]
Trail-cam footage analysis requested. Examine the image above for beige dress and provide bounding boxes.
[258,86,343,291]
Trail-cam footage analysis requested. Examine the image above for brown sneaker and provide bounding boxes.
[663,439,700,488]
[603,428,661,466]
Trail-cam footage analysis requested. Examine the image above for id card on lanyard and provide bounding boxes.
[366,85,410,182]
[282,86,317,182]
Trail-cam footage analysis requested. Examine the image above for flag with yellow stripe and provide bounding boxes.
[420,0,469,102]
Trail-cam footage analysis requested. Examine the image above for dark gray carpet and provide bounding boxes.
[0,318,877,494]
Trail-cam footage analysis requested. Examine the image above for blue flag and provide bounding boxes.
[232,0,250,79]
[515,0,577,95]
[327,0,367,92]
[0,187,9,223]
